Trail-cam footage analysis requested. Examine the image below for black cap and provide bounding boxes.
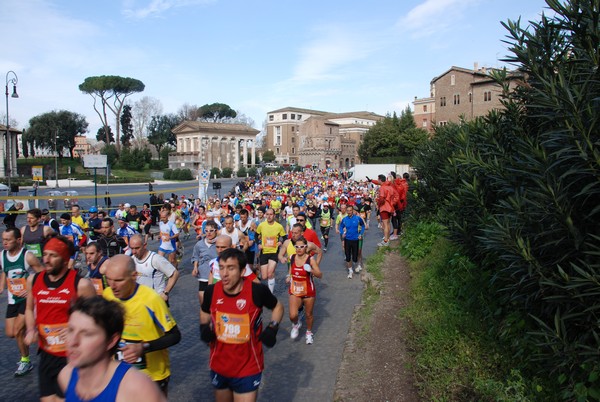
[60,213,71,220]
[41,208,50,215]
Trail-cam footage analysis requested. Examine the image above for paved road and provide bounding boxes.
[0,187,381,401]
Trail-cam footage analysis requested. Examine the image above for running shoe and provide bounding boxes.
[347,269,353,279]
[290,322,302,340]
[355,264,362,273]
[323,247,327,252]
[377,241,390,247]
[305,331,314,345]
[389,234,399,240]
[15,361,33,377]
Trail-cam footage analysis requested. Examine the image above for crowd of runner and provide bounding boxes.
[0,167,413,401]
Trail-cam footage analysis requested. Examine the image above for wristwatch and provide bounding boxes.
[163,291,169,297]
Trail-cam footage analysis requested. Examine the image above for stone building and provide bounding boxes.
[413,64,524,130]
[264,107,383,169]
[169,121,259,172]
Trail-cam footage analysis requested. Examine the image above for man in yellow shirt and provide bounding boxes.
[104,255,181,397]
[256,208,286,293]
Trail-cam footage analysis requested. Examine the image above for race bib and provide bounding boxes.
[215,312,250,344]
[291,280,307,296]
[39,323,67,354]
[321,219,329,227]
[7,278,26,294]
[91,278,104,296]
[130,221,139,230]
[25,243,42,258]
[264,236,276,248]
[160,231,170,242]
[116,340,147,369]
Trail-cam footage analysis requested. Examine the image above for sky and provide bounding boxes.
[1,0,551,139]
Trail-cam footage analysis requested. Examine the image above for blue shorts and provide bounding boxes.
[158,247,175,255]
[210,370,262,393]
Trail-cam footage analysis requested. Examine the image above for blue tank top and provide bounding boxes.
[66,362,131,402]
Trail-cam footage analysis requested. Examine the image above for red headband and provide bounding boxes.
[44,238,71,263]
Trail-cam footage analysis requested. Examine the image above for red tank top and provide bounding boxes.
[32,270,78,356]
[209,278,264,377]
[289,255,316,298]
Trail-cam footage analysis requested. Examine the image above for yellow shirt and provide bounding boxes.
[256,221,286,254]
[103,285,177,381]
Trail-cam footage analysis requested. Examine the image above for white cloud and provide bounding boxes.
[122,0,216,19]
[397,0,480,37]
[289,25,383,85]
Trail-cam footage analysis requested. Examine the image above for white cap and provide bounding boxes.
[124,203,130,208]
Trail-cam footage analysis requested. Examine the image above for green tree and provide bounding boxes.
[198,103,237,122]
[96,126,114,144]
[101,144,118,166]
[79,75,145,151]
[147,114,179,155]
[358,114,400,162]
[221,167,233,178]
[27,110,88,159]
[120,104,134,148]
[262,150,276,162]
[398,127,428,156]
[398,106,416,132]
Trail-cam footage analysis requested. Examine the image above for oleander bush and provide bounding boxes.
[410,1,600,399]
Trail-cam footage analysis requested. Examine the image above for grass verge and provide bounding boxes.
[353,250,386,348]
[401,224,543,401]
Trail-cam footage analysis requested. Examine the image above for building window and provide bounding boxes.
[291,126,294,132]
[269,115,274,121]
[454,94,460,105]
[282,114,287,120]
[422,118,427,127]
[291,113,295,119]
[440,97,446,107]
[291,137,295,143]
[275,126,281,146]
[484,91,492,101]
[276,147,280,154]
[468,92,472,103]
[297,114,302,120]
[438,121,448,126]
[423,105,427,112]
[292,147,295,154]
[451,74,455,86]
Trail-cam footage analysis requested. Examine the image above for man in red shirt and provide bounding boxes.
[200,248,284,402]
[24,236,96,402]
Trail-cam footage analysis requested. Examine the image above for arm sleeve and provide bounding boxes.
[201,284,215,313]
[251,282,278,310]
[147,325,181,352]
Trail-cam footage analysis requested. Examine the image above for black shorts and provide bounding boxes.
[259,252,278,266]
[144,224,151,234]
[6,302,25,318]
[39,350,67,398]
[156,376,170,396]
[198,281,208,292]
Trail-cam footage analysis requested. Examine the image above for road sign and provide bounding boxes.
[32,166,43,181]
[200,169,210,184]
[83,155,108,168]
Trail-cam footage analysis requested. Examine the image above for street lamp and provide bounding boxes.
[54,129,59,188]
[5,71,18,192]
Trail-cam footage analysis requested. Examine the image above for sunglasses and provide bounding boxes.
[296,219,305,222]
[295,245,307,249]
[205,229,216,233]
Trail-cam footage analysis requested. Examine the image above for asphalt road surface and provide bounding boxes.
[0,180,380,402]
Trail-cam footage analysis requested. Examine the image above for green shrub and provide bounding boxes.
[399,221,444,261]
[163,169,172,180]
[222,167,233,178]
[210,167,221,178]
[237,167,247,177]
[149,159,167,170]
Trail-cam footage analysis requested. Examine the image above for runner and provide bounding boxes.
[0,228,43,376]
[140,203,153,245]
[129,234,179,303]
[41,209,59,233]
[98,218,128,258]
[339,205,366,279]
[157,211,179,268]
[20,208,54,259]
[84,242,109,295]
[285,236,322,345]
[58,213,86,270]
[191,220,219,305]
[200,248,284,402]
[57,296,166,402]
[24,236,96,402]
[219,215,247,250]
[207,235,259,284]
[103,254,181,397]
[85,206,103,243]
[316,202,333,251]
[256,208,286,293]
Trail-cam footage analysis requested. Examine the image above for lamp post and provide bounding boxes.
[5,71,18,192]
[54,129,59,188]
